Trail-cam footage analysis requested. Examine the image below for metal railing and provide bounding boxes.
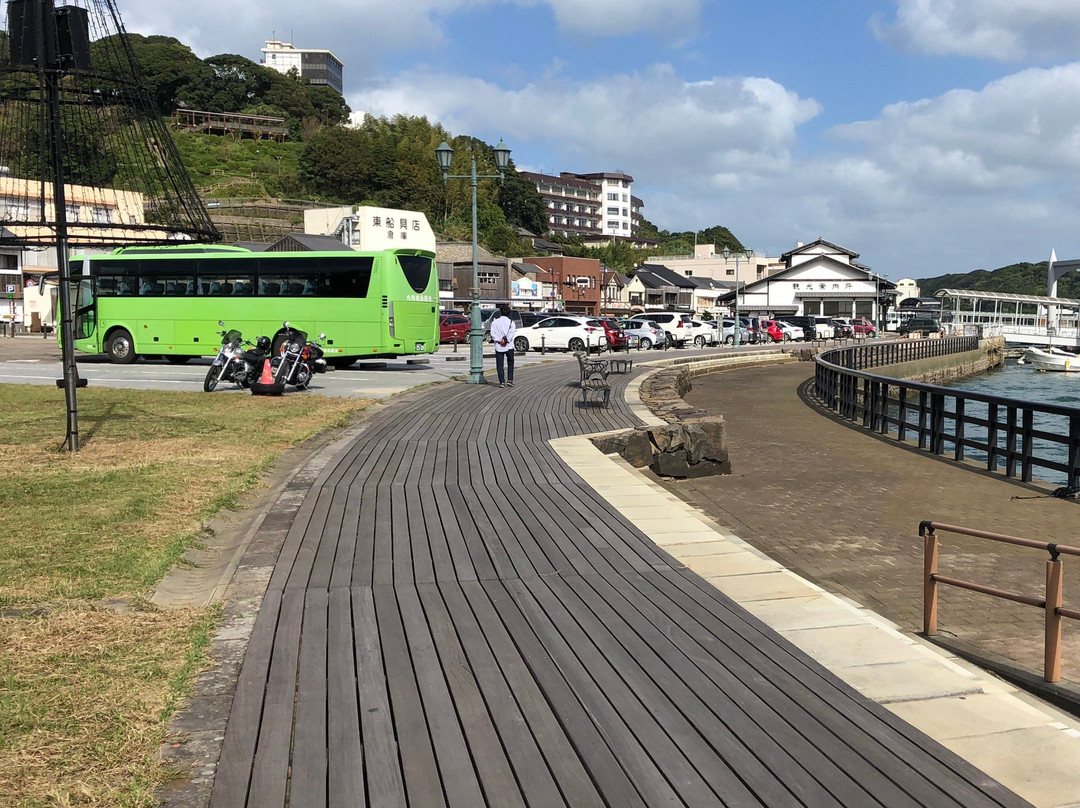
[920,521,1080,682]
[814,337,1080,488]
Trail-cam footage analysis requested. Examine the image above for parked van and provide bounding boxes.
[479,307,523,341]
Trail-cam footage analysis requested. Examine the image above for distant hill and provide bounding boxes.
[919,261,1080,300]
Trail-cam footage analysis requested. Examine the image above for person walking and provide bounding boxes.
[490,305,516,388]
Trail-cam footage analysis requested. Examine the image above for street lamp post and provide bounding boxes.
[435,139,511,384]
[723,246,754,349]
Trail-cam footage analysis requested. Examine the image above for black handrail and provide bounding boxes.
[814,338,1080,488]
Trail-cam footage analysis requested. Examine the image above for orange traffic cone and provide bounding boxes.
[259,359,274,384]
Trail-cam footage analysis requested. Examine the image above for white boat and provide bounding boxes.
[1018,346,1080,372]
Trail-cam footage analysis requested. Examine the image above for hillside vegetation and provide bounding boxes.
[919,261,1080,299]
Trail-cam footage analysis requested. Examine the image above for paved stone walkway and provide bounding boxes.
[670,362,1080,683]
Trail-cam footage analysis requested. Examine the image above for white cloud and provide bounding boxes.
[359,64,821,192]
[873,0,1080,61]
[121,0,702,70]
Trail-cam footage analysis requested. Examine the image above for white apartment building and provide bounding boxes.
[260,40,344,95]
[520,170,643,240]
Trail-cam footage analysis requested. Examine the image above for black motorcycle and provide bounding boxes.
[203,321,271,392]
[270,322,327,390]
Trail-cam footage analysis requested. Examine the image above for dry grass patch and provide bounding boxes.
[0,384,373,806]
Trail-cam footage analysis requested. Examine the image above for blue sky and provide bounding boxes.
[129,0,1080,281]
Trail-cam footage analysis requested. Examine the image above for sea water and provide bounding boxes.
[939,358,1080,486]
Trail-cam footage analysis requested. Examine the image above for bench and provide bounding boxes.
[580,377,611,408]
[608,357,633,374]
[574,351,609,384]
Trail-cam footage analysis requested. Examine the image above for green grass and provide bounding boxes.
[0,384,372,806]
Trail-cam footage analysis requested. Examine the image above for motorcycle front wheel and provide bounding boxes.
[294,362,312,389]
[203,366,220,393]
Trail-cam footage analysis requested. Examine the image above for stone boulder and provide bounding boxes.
[589,416,731,478]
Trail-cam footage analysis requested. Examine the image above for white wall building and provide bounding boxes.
[894,277,921,304]
[642,245,781,286]
[260,40,344,94]
[717,238,894,320]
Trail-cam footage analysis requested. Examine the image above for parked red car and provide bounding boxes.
[439,313,470,343]
[756,318,786,343]
[599,318,630,350]
[850,317,877,337]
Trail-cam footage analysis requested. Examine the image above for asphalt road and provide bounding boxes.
[0,336,640,398]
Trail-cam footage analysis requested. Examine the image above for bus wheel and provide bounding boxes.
[106,329,136,364]
[165,355,190,364]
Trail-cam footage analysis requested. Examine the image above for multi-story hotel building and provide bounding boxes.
[260,40,344,95]
[520,170,644,240]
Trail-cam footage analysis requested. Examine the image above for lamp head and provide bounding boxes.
[435,141,454,177]
[744,248,754,260]
[722,247,731,260]
[493,139,511,173]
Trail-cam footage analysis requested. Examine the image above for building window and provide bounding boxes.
[607,221,618,229]
[607,207,618,215]
[478,272,499,285]
[608,193,618,200]
[622,194,628,202]
[622,222,628,230]
[622,208,628,216]
[726,269,734,276]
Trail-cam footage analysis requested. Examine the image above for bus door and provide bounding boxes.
[72,276,96,342]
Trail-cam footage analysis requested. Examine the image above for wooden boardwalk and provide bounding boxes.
[208,361,1032,808]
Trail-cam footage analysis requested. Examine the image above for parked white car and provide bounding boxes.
[688,319,719,348]
[628,312,693,347]
[618,319,666,349]
[513,315,608,353]
[775,321,804,341]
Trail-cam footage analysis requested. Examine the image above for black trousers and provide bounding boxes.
[495,348,515,383]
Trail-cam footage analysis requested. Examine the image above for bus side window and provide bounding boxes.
[186,282,195,295]
[208,281,222,295]
[302,280,317,296]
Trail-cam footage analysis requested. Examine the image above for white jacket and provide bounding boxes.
[489,315,516,353]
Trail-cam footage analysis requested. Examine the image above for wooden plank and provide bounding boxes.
[391,439,420,586]
[371,584,448,808]
[327,588,365,807]
[416,583,530,807]
[473,580,651,807]
[352,586,407,808]
[510,577,731,807]
[290,589,328,808]
[209,589,282,808]
[488,579,685,807]
[247,588,305,807]
[449,581,606,808]
[562,573,850,807]
[396,585,489,806]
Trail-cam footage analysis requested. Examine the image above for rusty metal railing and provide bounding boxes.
[920,520,1080,682]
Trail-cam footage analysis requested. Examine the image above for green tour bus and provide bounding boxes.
[70,244,438,366]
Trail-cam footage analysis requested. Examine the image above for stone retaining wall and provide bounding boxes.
[875,337,1005,385]
[592,351,791,477]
